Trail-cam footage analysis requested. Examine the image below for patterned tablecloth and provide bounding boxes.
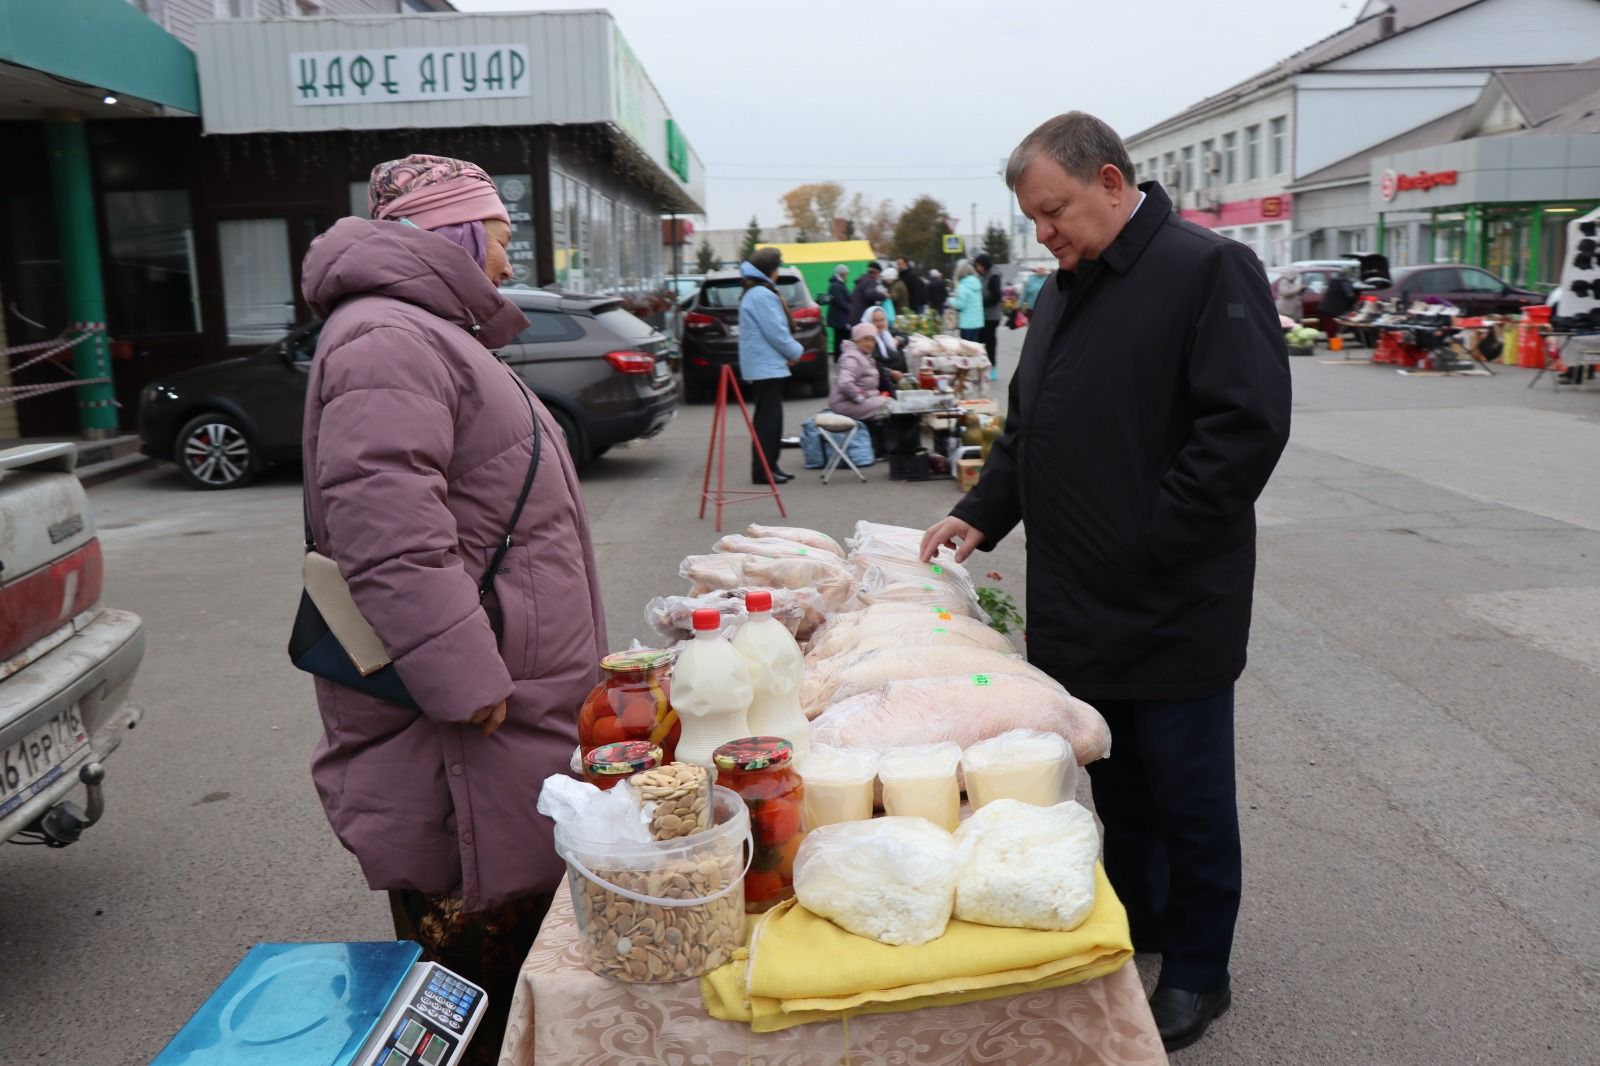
[497,888,1170,1066]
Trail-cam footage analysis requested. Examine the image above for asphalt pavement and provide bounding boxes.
[3,328,1597,1064]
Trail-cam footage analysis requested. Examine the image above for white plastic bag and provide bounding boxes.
[961,729,1076,810]
[535,775,654,844]
[953,799,1100,931]
[876,742,963,831]
[793,817,960,945]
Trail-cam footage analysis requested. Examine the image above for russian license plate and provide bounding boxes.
[726,325,739,336]
[651,358,670,384]
[0,708,88,818]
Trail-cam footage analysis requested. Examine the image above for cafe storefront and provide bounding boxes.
[1370,133,1600,290]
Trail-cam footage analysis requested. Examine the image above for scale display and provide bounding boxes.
[152,942,486,1066]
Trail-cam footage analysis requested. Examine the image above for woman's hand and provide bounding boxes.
[471,699,508,736]
[889,370,904,382]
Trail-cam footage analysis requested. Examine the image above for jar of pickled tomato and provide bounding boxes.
[578,649,680,762]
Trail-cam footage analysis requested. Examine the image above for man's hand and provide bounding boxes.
[470,699,508,737]
[921,517,985,563]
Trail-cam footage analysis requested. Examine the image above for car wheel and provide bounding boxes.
[175,413,258,490]
[550,407,591,469]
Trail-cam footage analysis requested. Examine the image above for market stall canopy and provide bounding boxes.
[758,241,878,305]
[0,0,199,118]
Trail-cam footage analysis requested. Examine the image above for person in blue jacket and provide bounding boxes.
[738,248,803,484]
[953,261,985,343]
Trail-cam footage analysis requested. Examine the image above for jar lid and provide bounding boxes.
[599,648,677,673]
[713,736,794,772]
[585,741,664,777]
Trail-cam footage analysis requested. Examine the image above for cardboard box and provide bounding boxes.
[957,457,983,492]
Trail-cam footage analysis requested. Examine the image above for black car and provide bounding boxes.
[679,267,827,403]
[138,289,677,489]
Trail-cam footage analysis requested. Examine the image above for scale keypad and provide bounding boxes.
[419,970,478,1033]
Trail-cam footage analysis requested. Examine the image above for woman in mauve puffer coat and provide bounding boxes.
[300,155,606,1063]
[828,322,891,422]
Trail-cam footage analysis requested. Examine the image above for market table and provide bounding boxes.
[497,888,1170,1066]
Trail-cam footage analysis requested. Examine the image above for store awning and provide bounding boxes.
[0,0,199,117]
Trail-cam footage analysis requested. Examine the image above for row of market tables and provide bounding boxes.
[1334,316,1600,388]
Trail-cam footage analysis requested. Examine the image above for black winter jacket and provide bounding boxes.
[848,274,886,323]
[826,277,852,331]
[951,183,1290,700]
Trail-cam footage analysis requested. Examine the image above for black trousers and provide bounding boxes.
[1084,687,1240,994]
[980,319,1000,370]
[748,377,785,481]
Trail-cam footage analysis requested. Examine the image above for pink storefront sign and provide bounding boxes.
[1181,194,1294,227]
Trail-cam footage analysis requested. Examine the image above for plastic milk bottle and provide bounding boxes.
[671,608,754,770]
[731,590,811,759]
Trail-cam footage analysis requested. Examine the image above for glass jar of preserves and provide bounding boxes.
[578,649,680,762]
[713,737,806,913]
[583,741,664,791]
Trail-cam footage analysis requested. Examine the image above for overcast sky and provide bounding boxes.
[456,0,1363,234]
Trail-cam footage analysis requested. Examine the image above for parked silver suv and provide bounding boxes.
[1,443,145,848]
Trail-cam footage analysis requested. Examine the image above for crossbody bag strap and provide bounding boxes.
[479,368,541,601]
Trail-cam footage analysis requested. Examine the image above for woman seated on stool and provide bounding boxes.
[830,322,892,455]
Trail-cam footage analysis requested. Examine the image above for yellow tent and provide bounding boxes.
[757,239,876,265]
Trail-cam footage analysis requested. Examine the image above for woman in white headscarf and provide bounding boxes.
[859,305,906,384]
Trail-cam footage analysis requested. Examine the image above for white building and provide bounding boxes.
[1123,0,1600,266]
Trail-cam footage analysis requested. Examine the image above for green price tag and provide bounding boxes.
[920,583,934,592]
[797,547,810,556]
[932,627,949,635]
[930,564,944,575]
[972,674,991,686]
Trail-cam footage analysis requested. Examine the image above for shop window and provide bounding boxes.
[1245,125,1261,181]
[218,219,296,347]
[1385,225,1412,266]
[1222,132,1237,185]
[102,190,201,337]
[1146,157,1158,182]
[1181,146,1195,195]
[1200,139,1214,184]
[1337,227,1366,255]
[1162,151,1175,183]
[1240,225,1261,259]
[1269,117,1286,175]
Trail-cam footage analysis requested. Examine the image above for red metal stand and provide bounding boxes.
[699,364,786,531]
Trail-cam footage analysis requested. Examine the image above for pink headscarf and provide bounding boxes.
[367,154,509,268]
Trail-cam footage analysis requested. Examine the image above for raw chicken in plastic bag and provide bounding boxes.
[810,672,1111,766]
[745,524,844,558]
[804,601,963,655]
[713,534,829,561]
[680,552,854,613]
[803,610,1014,665]
[954,799,1099,931]
[848,551,983,619]
[801,645,1032,717]
[845,521,960,566]
[645,587,826,644]
[792,817,960,945]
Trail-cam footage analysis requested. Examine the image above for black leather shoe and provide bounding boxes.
[1149,983,1231,1052]
[753,472,794,485]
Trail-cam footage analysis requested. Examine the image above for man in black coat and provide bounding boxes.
[896,256,927,311]
[922,112,1290,1053]
[925,269,948,312]
[847,261,885,323]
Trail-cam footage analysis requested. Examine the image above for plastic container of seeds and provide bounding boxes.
[555,785,751,983]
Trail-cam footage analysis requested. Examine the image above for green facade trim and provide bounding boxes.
[46,118,118,434]
[0,0,199,114]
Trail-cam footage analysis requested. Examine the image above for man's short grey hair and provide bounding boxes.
[1005,112,1137,190]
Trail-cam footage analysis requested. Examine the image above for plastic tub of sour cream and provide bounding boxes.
[960,730,1075,811]
[798,745,879,828]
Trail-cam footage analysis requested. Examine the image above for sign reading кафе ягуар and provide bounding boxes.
[291,45,531,106]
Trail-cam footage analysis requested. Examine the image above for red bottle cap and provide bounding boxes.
[745,589,773,613]
[692,608,723,632]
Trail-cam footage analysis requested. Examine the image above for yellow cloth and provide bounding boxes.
[701,863,1133,1032]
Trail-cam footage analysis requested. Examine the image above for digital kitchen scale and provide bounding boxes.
[151,942,487,1066]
